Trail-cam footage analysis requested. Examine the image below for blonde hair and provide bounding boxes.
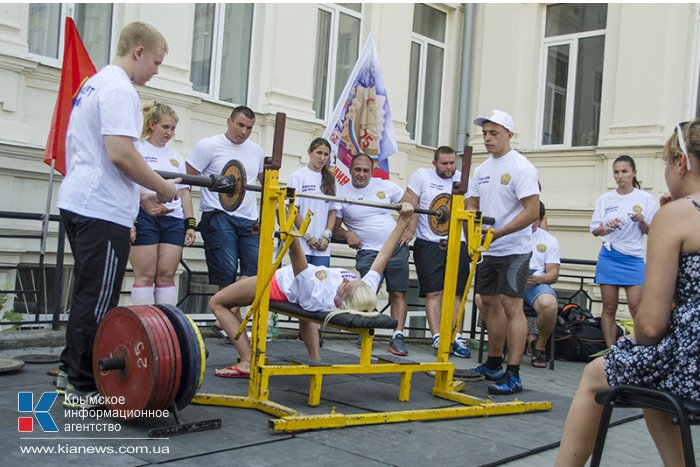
[665,120,700,170]
[323,280,378,327]
[141,101,178,140]
[117,22,168,57]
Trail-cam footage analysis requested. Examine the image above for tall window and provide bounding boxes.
[407,4,446,148]
[190,3,254,105]
[541,3,607,147]
[27,3,114,69]
[313,3,361,120]
[694,7,700,118]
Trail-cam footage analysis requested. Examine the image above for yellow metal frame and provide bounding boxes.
[192,166,552,432]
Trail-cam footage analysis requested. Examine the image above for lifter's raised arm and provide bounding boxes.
[370,202,414,275]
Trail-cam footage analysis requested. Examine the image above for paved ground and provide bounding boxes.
[0,331,697,466]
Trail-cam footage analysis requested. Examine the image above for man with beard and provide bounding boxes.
[401,146,472,358]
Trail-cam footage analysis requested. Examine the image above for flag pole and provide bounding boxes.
[38,159,56,320]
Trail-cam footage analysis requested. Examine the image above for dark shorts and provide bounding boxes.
[355,245,409,293]
[475,253,532,297]
[198,210,259,286]
[133,208,185,246]
[412,238,469,297]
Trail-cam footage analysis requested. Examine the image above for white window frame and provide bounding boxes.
[537,16,606,149]
[26,3,118,69]
[314,3,362,121]
[409,32,446,147]
[190,4,256,106]
[689,5,700,120]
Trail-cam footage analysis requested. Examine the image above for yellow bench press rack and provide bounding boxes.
[192,113,552,432]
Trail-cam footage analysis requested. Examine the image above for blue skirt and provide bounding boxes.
[594,247,645,286]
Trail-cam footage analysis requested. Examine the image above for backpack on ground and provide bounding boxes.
[554,303,623,362]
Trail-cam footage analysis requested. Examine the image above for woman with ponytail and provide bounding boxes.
[589,155,657,347]
[286,138,337,267]
[129,101,196,306]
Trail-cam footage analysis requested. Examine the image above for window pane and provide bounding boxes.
[542,44,570,145]
[572,35,605,146]
[333,12,360,106]
[406,42,420,140]
[191,3,215,93]
[545,4,607,37]
[28,3,61,58]
[219,3,253,104]
[74,4,112,70]
[421,44,443,147]
[337,3,361,13]
[313,10,332,119]
[413,4,446,42]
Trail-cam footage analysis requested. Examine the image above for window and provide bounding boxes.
[541,4,607,147]
[407,4,446,148]
[190,3,254,105]
[27,3,114,70]
[694,8,700,118]
[312,3,362,120]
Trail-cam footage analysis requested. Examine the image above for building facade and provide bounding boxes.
[0,3,698,318]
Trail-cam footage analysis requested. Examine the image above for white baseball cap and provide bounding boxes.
[473,109,515,132]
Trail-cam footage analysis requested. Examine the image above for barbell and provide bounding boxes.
[156,160,494,237]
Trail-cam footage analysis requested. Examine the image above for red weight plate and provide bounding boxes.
[146,305,182,411]
[136,305,171,412]
[93,306,159,417]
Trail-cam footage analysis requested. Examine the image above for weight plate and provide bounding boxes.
[134,305,175,413]
[428,193,452,237]
[219,159,247,212]
[156,304,200,410]
[0,358,25,373]
[15,354,60,364]
[185,314,207,392]
[147,305,182,411]
[93,306,159,416]
[129,306,166,412]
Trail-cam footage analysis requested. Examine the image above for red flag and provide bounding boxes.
[43,17,96,175]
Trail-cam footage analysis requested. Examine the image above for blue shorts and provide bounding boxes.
[133,208,185,246]
[594,247,645,286]
[198,210,259,286]
[524,283,557,309]
[306,255,330,267]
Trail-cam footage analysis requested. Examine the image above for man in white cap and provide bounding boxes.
[466,109,540,395]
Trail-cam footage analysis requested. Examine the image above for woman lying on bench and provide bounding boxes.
[209,202,414,378]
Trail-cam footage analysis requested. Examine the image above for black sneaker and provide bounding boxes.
[487,371,523,395]
[388,334,408,356]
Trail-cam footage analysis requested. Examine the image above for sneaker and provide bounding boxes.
[55,370,68,395]
[468,363,505,381]
[432,335,440,350]
[451,337,471,358]
[63,385,105,409]
[356,335,363,348]
[388,334,408,356]
[487,371,523,395]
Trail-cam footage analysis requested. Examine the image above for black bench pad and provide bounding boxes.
[269,301,398,329]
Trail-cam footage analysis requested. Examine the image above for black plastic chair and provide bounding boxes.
[591,385,700,467]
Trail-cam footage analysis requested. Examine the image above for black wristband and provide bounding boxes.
[185,217,197,230]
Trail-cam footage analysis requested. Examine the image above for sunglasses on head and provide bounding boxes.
[676,121,692,172]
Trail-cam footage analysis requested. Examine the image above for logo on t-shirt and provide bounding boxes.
[315,270,327,281]
[537,244,547,253]
[632,205,642,214]
[500,172,511,185]
[376,191,386,200]
[170,159,179,168]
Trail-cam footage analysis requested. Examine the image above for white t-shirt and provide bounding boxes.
[529,227,561,275]
[137,140,188,219]
[186,133,264,220]
[406,168,467,243]
[287,167,335,257]
[589,188,657,257]
[333,178,404,251]
[274,264,381,312]
[57,65,143,228]
[467,150,539,256]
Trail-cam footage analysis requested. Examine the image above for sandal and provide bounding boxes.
[214,365,250,378]
[531,348,547,368]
